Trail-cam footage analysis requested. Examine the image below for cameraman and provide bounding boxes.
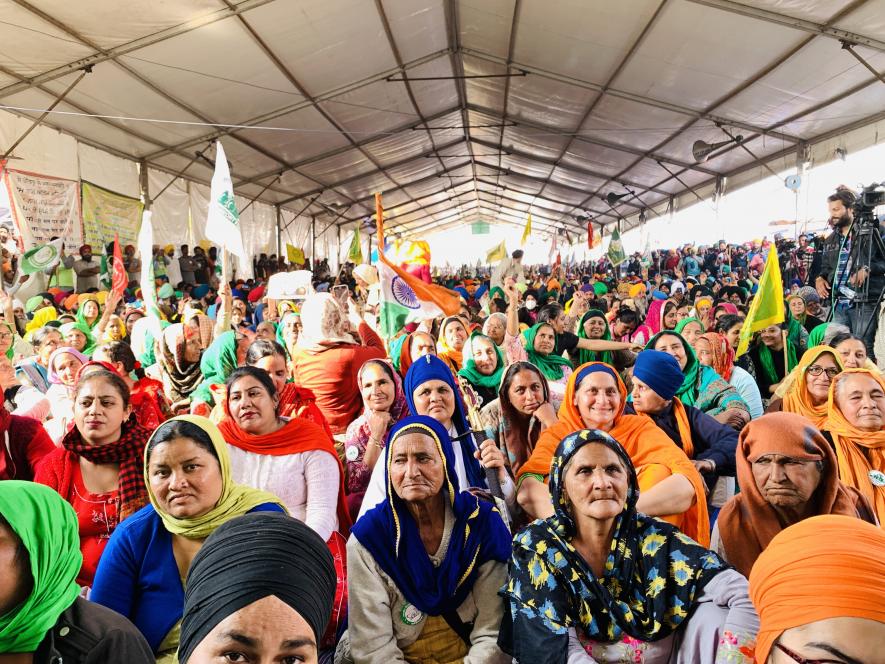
[816,187,885,360]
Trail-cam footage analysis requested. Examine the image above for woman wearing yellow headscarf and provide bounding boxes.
[768,345,843,427]
[824,369,885,523]
[91,415,285,661]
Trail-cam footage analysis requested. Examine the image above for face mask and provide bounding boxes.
[525,299,537,310]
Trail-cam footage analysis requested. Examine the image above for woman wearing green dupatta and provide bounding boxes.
[748,323,799,399]
[674,315,704,348]
[570,310,639,374]
[60,320,96,356]
[647,330,751,430]
[458,332,505,406]
[190,331,248,412]
[0,481,154,662]
[76,294,101,331]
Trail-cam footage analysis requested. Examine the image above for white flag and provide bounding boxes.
[205,141,246,258]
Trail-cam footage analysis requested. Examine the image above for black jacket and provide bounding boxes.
[34,597,153,664]
[820,223,885,304]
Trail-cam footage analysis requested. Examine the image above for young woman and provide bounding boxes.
[94,341,171,431]
[35,370,152,587]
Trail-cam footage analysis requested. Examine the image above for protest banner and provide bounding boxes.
[4,169,82,253]
[81,181,143,250]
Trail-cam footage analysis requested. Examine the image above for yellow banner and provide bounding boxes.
[286,243,305,264]
[81,181,143,250]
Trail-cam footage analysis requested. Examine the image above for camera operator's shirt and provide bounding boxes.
[834,235,853,303]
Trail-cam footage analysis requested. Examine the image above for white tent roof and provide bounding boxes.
[1,0,884,240]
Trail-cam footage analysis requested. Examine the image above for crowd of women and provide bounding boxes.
[1,249,884,664]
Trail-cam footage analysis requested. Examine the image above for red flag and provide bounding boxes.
[587,221,594,249]
[111,233,127,298]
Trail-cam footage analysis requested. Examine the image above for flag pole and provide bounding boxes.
[221,248,229,288]
[782,328,788,376]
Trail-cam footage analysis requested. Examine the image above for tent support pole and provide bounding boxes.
[311,216,316,268]
[238,174,281,215]
[139,159,151,210]
[337,226,341,270]
[276,205,281,258]
[1,67,90,163]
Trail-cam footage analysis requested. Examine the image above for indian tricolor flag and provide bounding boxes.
[375,193,460,339]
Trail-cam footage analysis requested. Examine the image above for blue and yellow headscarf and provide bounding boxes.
[500,429,726,661]
[351,415,510,615]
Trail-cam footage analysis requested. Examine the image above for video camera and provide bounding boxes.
[854,181,885,225]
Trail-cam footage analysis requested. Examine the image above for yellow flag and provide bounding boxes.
[520,214,532,246]
[286,243,304,264]
[735,247,785,357]
[486,240,507,263]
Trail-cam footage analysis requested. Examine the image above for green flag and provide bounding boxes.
[735,246,784,357]
[20,239,63,275]
[607,225,626,266]
[348,225,363,264]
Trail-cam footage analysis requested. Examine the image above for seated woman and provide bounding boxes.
[15,325,62,394]
[44,346,88,442]
[190,331,250,416]
[765,345,842,426]
[94,341,171,431]
[713,412,875,577]
[244,338,331,435]
[631,298,678,346]
[218,366,349,542]
[0,481,154,662]
[157,322,204,411]
[824,369,885,523]
[35,369,152,587]
[345,358,409,520]
[648,331,750,430]
[749,323,798,398]
[436,315,469,372]
[830,330,876,370]
[275,310,301,358]
[786,292,824,335]
[342,416,511,664]
[695,332,764,419]
[516,363,710,545]
[627,350,738,490]
[749,515,885,663]
[480,361,558,478]
[60,321,96,357]
[76,293,102,333]
[389,330,436,378]
[502,429,758,664]
[674,315,704,347]
[482,311,507,348]
[177,512,337,664]
[359,354,510,518]
[570,309,637,374]
[458,332,505,406]
[715,314,755,378]
[91,415,285,660]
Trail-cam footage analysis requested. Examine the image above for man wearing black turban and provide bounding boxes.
[178,512,336,664]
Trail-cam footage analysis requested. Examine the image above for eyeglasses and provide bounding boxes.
[806,365,840,378]
[775,642,845,664]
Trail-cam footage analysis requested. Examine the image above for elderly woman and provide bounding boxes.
[35,369,152,587]
[830,331,874,369]
[502,429,758,664]
[389,330,436,379]
[190,330,250,415]
[15,325,62,393]
[290,293,385,434]
[674,315,704,347]
[712,412,875,577]
[60,320,96,357]
[0,482,154,662]
[345,358,409,519]
[694,332,764,420]
[458,332,505,406]
[482,311,506,348]
[342,416,511,664]
[437,315,469,372]
[766,345,842,426]
[359,354,511,518]
[43,346,88,442]
[91,416,284,660]
[177,513,337,664]
[749,515,885,663]
[275,310,301,357]
[825,368,885,522]
[648,331,750,430]
[517,362,710,545]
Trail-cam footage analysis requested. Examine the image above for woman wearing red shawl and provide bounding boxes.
[35,369,152,587]
[516,362,710,545]
[217,365,350,646]
[389,330,436,379]
[713,412,875,577]
[344,358,410,520]
[93,342,171,431]
[695,332,764,419]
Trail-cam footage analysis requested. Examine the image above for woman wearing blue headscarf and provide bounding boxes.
[357,354,512,519]
[340,415,511,664]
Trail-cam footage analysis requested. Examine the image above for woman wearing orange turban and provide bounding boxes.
[750,515,885,663]
[516,361,710,546]
[825,368,885,522]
